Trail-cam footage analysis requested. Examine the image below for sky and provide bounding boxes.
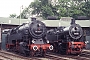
[0,0,34,17]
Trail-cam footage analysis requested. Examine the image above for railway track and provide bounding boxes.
[78,50,90,58]
[46,53,75,60]
[0,50,46,60]
[0,50,66,60]
[0,50,75,60]
[0,50,90,60]
[0,54,13,60]
[43,50,90,60]
[47,52,90,60]
[0,50,30,60]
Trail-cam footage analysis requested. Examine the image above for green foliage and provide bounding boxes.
[41,5,54,19]
[9,14,17,18]
[17,8,29,19]
[30,0,41,15]
[18,0,90,19]
[82,1,90,17]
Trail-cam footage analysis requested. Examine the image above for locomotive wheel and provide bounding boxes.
[6,44,10,51]
[42,52,46,57]
[59,49,67,55]
[30,50,34,57]
[6,46,13,52]
[66,51,70,55]
[6,48,10,52]
[23,50,30,57]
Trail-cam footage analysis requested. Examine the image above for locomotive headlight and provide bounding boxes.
[33,45,38,51]
[49,45,53,50]
[71,41,74,44]
[38,23,41,26]
[32,40,36,43]
[47,40,49,43]
[85,41,89,44]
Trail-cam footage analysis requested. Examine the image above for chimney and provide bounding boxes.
[31,17,36,21]
[71,18,75,25]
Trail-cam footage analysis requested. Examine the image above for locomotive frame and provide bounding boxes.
[47,19,85,55]
[6,20,53,57]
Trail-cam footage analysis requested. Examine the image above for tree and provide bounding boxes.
[18,0,90,19]
[29,0,60,19]
[41,5,54,19]
[9,14,17,18]
[82,1,90,17]
[29,0,42,16]
[17,7,30,19]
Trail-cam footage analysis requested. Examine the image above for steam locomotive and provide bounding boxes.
[6,19,53,57]
[47,19,85,54]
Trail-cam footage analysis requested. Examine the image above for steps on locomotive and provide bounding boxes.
[58,43,68,54]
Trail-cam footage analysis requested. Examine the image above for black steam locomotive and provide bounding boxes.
[6,19,53,57]
[47,19,85,54]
